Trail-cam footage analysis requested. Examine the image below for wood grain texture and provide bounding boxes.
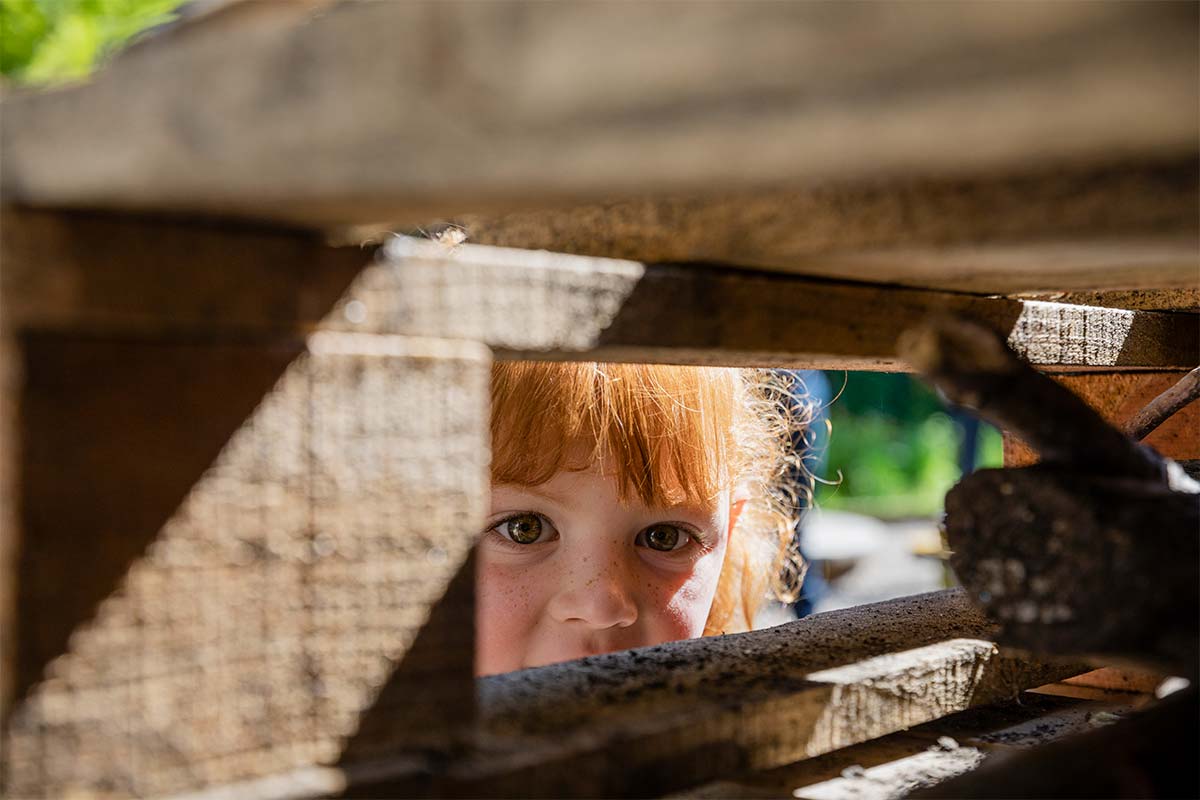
[0,335,19,721]
[915,687,1198,800]
[676,692,1135,800]
[0,207,369,335]
[454,158,1199,294]
[330,237,1199,371]
[337,590,1083,798]
[1,333,490,798]
[1,1,1196,230]
[1017,288,1200,312]
[1004,372,1200,466]
[4,210,1193,369]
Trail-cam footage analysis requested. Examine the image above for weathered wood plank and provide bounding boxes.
[336,589,1083,798]
[1,1,1195,231]
[675,692,1137,800]
[0,335,19,720]
[6,213,1192,370]
[453,158,1199,295]
[0,332,489,798]
[330,237,1199,371]
[0,208,369,336]
[1004,372,1200,466]
[915,687,1197,799]
[1016,287,1200,312]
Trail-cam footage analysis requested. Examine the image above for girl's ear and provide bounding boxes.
[727,496,748,541]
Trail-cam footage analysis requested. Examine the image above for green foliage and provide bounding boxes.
[815,372,1003,519]
[1,0,184,84]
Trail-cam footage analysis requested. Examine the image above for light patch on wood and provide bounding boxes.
[793,745,985,800]
[327,237,1197,371]
[805,640,998,758]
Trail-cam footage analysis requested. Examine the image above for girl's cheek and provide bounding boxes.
[475,560,543,675]
[643,548,726,640]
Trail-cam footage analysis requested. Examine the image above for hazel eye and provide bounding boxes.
[502,513,545,545]
[638,524,690,552]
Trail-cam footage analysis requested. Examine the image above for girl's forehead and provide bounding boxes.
[494,464,729,516]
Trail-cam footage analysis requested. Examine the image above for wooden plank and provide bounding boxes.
[452,158,1199,295]
[1,1,1195,231]
[0,335,18,720]
[1016,288,1200,312]
[674,693,1139,800]
[329,237,1199,371]
[0,207,369,336]
[0,332,490,798]
[6,213,1192,370]
[334,589,1083,798]
[916,686,1197,799]
[1004,372,1200,466]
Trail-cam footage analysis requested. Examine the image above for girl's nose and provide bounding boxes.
[547,565,638,630]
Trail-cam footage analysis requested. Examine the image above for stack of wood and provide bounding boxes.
[0,1,1195,797]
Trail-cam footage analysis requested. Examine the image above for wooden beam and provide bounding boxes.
[688,692,1140,800]
[1,332,490,797]
[330,237,1198,371]
[453,158,1199,295]
[335,590,1083,798]
[1,1,1195,229]
[0,208,369,336]
[1004,372,1200,466]
[1015,288,1200,312]
[6,213,1192,370]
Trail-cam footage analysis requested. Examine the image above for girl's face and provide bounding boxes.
[476,461,732,676]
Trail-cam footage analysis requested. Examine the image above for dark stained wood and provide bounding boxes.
[1004,372,1200,466]
[915,688,1198,800]
[678,692,1141,799]
[1125,367,1200,441]
[0,336,18,720]
[0,207,369,335]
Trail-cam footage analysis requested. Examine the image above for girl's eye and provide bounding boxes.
[637,524,691,552]
[499,513,548,545]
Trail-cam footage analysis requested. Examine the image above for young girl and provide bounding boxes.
[476,362,811,676]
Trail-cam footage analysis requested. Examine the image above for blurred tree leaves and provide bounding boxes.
[816,372,1003,519]
[1,0,185,85]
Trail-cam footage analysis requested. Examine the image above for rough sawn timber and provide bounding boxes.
[5,214,1193,371]
[0,207,370,336]
[453,157,1199,295]
[1004,372,1200,466]
[333,589,1083,798]
[1,333,489,798]
[1,1,1196,234]
[332,237,1198,371]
